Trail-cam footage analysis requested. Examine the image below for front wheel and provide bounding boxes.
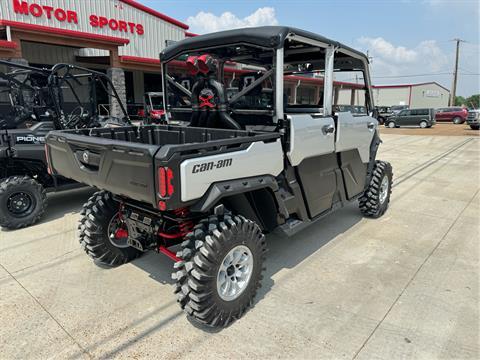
[359,161,393,218]
[452,116,462,124]
[419,120,428,128]
[0,176,47,229]
[387,121,396,128]
[78,191,142,266]
[173,213,266,328]
[470,124,479,130]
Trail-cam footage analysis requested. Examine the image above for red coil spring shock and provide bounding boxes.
[173,207,194,237]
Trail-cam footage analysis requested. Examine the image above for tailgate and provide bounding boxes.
[46,131,160,206]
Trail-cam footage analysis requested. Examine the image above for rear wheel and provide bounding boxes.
[419,120,428,128]
[79,191,142,266]
[173,213,266,327]
[0,176,47,229]
[452,116,462,124]
[387,121,396,128]
[359,161,393,218]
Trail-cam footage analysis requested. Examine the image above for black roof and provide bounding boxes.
[161,26,368,62]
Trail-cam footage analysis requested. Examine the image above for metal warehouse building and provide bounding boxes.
[372,82,450,109]
[0,0,194,117]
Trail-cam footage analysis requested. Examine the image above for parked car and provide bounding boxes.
[333,105,367,115]
[390,105,409,114]
[385,108,435,128]
[466,109,480,130]
[435,107,468,124]
[375,106,393,125]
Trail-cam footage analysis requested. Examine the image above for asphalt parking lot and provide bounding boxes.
[1,133,479,359]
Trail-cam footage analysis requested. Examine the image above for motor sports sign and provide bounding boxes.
[10,0,144,35]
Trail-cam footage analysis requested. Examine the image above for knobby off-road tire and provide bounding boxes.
[359,161,393,218]
[78,190,141,266]
[173,213,267,328]
[0,176,47,229]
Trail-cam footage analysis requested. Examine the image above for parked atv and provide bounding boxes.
[0,61,130,229]
[138,92,167,124]
[46,26,393,327]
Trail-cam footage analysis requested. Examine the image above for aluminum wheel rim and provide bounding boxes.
[216,245,254,301]
[388,122,395,128]
[420,121,427,128]
[379,175,389,204]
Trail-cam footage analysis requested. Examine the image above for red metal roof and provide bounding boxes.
[373,82,450,92]
[119,0,189,30]
[0,40,17,49]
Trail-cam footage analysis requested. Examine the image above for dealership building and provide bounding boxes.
[372,82,450,109]
[2,0,442,117]
[0,0,196,116]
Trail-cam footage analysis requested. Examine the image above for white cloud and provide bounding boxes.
[358,37,417,63]
[186,7,278,34]
[357,37,450,83]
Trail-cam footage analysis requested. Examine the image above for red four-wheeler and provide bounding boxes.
[138,92,167,124]
[46,27,393,328]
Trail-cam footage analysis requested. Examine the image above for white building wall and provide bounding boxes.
[373,87,410,107]
[410,83,449,108]
[336,88,365,105]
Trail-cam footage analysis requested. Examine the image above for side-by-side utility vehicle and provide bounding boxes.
[0,61,130,229]
[46,27,393,328]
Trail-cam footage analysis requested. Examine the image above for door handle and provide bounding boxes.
[367,122,376,130]
[322,124,335,135]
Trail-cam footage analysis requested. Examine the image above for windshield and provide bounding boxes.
[148,95,164,110]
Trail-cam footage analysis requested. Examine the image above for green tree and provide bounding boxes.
[465,94,479,109]
[454,96,466,106]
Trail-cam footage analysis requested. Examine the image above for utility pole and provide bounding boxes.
[449,38,465,106]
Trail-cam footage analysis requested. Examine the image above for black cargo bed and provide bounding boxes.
[46,125,279,207]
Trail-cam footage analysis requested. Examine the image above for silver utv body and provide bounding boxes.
[161,27,379,234]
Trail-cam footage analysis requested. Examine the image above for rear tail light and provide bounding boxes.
[158,166,174,201]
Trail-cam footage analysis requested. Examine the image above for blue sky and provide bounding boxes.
[142,0,479,96]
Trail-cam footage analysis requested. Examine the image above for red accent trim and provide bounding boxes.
[0,20,129,45]
[158,246,181,262]
[158,231,184,239]
[185,32,198,37]
[199,94,215,108]
[114,228,129,239]
[285,75,364,89]
[119,0,189,30]
[120,55,160,65]
[373,82,450,92]
[0,40,17,49]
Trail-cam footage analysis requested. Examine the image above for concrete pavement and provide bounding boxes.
[0,134,479,359]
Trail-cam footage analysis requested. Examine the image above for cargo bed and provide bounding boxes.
[46,125,280,208]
